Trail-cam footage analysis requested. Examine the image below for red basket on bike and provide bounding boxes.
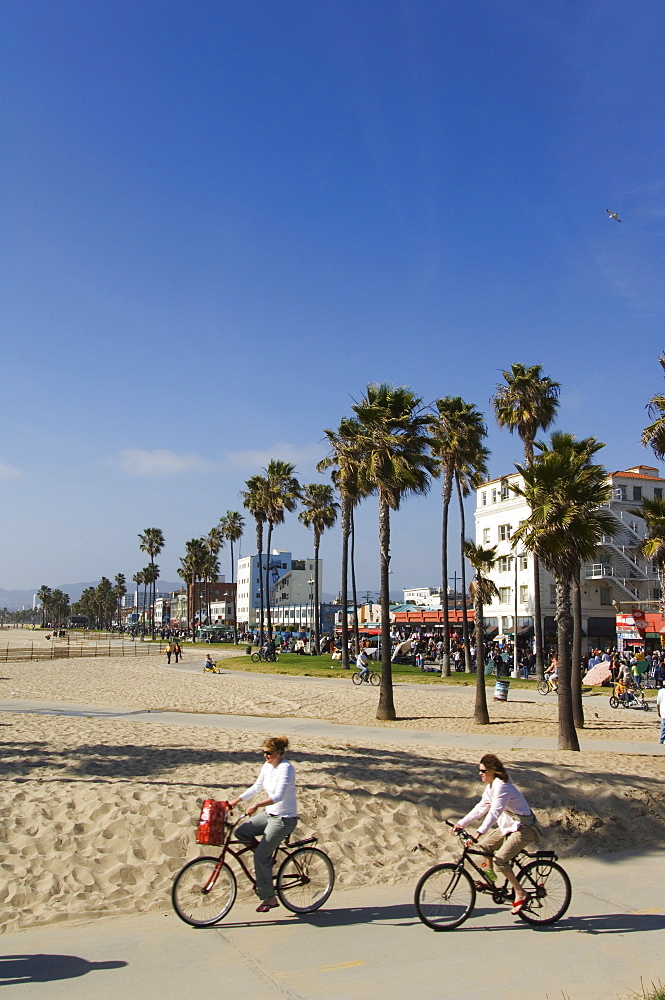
[196,799,229,845]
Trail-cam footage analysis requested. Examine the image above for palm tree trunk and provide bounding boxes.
[440,471,453,677]
[230,539,237,644]
[340,497,350,669]
[556,577,580,751]
[350,507,360,656]
[376,493,396,721]
[571,565,584,729]
[533,556,545,679]
[474,597,490,724]
[313,532,321,655]
[455,476,472,672]
[255,521,265,645]
[265,524,273,641]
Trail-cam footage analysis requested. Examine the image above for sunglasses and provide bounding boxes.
[263,750,275,756]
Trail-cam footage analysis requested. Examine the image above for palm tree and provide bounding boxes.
[493,363,560,679]
[138,528,165,639]
[241,475,269,644]
[512,442,616,750]
[352,383,438,721]
[642,354,665,458]
[318,418,369,667]
[299,483,339,654]
[464,541,499,724]
[204,526,224,625]
[182,538,207,635]
[142,564,159,632]
[219,511,245,642]
[37,585,52,627]
[177,555,197,634]
[262,460,301,641]
[113,573,126,628]
[430,398,489,675]
[132,571,144,629]
[629,496,665,617]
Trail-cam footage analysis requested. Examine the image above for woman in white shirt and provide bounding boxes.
[453,753,540,915]
[229,735,298,912]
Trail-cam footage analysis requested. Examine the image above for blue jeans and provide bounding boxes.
[235,812,298,900]
[659,717,665,744]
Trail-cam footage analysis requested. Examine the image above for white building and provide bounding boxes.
[474,464,664,649]
[270,560,321,608]
[236,551,320,627]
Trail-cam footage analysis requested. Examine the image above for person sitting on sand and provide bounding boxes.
[229,735,298,913]
[453,753,541,916]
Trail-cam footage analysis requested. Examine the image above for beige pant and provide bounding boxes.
[477,825,539,873]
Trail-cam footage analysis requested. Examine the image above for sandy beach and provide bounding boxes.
[1,630,664,935]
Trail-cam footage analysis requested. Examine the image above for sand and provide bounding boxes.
[1,629,664,935]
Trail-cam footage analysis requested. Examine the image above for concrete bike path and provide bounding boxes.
[1,849,663,1000]
[0,698,663,755]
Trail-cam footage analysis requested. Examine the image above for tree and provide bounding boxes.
[352,383,438,721]
[180,538,206,634]
[138,528,165,639]
[132,571,144,628]
[641,354,665,458]
[493,363,560,679]
[430,398,488,675]
[629,496,665,617]
[37,585,52,627]
[114,573,126,628]
[219,511,244,642]
[261,460,301,641]
[241,475,269,643]
[299,483,339,654]
[512,441,616,750]
[464,541,499,724]
[141,564,159,631]
[204,526,224,625]
[318,418,370,667]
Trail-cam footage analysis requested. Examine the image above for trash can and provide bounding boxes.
[493,679,510,702]
[245,645,252,655]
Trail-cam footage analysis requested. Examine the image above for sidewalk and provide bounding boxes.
[0,698,662,755]
[1,850,664,1000]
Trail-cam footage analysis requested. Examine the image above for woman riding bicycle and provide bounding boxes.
[228,735,298,913]
[453,753,541,915]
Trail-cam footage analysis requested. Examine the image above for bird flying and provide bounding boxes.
[606,209,621,222]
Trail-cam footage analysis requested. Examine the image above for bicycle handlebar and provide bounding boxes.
[445,818,477,842]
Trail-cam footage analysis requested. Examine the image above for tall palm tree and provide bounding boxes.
[493,363,560,679]
[241,475,269,644]
[205,526,224,625]
[430,398,487,676]
[299,483,339,654]
[642,354,665,458]
[455,439,490,672]
[512,442,616,750]
[177,554,197,634]
[37,585,52,627]
[219,511,245,642]
[132,571,144,629]
[262,460,301,641]
[138,528,165,639]
[629,496,665,617]
[318,418,369,667]
[352,383,438,721]
[142,564,159,632]
[113,573,126,628]
[182,538,207,635]
[464,541,499,725]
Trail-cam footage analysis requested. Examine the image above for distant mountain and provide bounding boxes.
[0,580,183,611]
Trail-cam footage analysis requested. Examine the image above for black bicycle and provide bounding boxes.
[351,668,379,686]
[251,647,278,663]
[414,821,571,930]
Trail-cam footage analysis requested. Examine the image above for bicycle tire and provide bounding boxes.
[351,672,363,686]
[609,696,619,709]
[414,864,476,930]
[369,671,380,686]
[276,847,335,913]
[517,859,571,926]
[642,701,650,712]
[251,653,261,663]
[171,857,237,926]
[537,681,549,696]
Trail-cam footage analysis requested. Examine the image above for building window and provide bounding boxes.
[491,489,498,503]
[499,556,512,572]
[501,481,510,500]
[519,554,528,570]
[615,486,627,501]
[499,587,511,604]
[519,585,529,603]
[499,524,512,541]
[483,527,491,544]
[481,492,487,506]
[655,488,663,500]
[600,587,612,606]
[633,486,642,501]
[549,585,557,604]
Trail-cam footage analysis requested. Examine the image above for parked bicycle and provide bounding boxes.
[537,677,558,696]
[172,805,335,926]
[352,668,380,686]
[414,820,571,930]
[251,646,278,663]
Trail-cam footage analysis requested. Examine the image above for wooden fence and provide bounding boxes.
[0,641,165,662]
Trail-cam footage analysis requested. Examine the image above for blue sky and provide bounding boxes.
[2,0,665,595]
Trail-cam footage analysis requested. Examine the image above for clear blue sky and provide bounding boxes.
[2,0,665,595]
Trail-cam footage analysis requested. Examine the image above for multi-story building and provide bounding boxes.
[474,463,665,650]
[237,551,312,628]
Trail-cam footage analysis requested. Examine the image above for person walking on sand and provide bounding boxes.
[229,735,298,912]
[657,684,665,744]
[453,753,541,916]
[166,641,174,664]
[173,641,182,662]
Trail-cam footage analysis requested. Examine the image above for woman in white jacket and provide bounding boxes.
[229,735,298,913]
[453,753,540,915]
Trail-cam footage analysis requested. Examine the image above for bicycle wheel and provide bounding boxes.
[276,847,335,912]
[369,671,380,686]
[351,672,363,685]
[517,860,571,926]
[537,680,549,695]
[609,696,619,708]
[414,864,476,930]
[171,857,237,926]
[251,653,260,663]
